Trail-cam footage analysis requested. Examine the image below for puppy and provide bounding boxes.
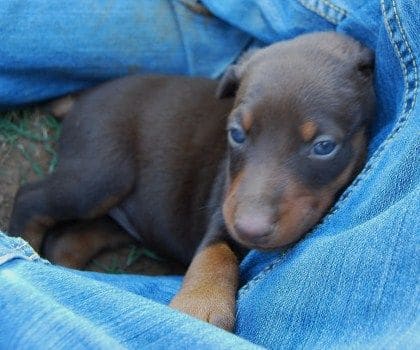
[8,32,375,331]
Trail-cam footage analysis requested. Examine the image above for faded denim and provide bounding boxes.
[0,0,419,349]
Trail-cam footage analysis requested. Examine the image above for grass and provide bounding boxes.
[0,108,61,180]
[92,245,167,274]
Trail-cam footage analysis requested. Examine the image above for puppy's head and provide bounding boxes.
[219,32,375,250]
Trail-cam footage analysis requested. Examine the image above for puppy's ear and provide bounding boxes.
[216,48,261,99]
[215,65,240,99]
[355,46,374,79]
[353,46,375,127]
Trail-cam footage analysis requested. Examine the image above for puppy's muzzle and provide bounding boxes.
[233,212,275,245]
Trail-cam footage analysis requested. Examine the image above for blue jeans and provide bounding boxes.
[1,0,419,348]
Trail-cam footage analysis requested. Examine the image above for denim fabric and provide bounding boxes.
[0,234,259,349]
[0,0,252,107]
[0,0,419,349]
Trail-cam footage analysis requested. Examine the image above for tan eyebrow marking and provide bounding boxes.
[242,112,253,131]
[299,121,317,142]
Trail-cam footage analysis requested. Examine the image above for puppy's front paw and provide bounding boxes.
[170,289,235,331]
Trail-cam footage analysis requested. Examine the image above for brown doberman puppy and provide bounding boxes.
[8,32,375,331]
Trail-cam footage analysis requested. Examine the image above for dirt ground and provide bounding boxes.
[0,109,56,231]
[0,108,184,275]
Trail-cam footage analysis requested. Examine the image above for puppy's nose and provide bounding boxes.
[234,213,273,242]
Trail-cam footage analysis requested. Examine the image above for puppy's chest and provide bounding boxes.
[108,163,221,255]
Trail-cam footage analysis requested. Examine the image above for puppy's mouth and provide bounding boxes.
[232,235,282,251]
[232,231,274,250]
[228,227,302,251]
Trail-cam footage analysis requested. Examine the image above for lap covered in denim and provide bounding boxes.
[0,231,261,349]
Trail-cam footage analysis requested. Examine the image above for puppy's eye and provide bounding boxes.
[229,127,246,145]
[314,140,336,155]
[310,136,339,159]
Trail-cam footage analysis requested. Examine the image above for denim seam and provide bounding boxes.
[28,253,40,260]
[14,243,27,251]
[237,251,287,300]
[390,0,418,116]
[0,250,46,266]
[238,0,417,300]
[320,0,346,17]
[0,234,48,264]
[12,241,36,255]
[297,0,347,25]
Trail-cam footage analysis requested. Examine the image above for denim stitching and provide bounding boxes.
[238,0,417,299]
[28,253,40,261]
[297,0,340,24]
[391,0,418,116]
[14,243,27,251]
[297,0,346,25]
[0,252,46,266]
[237,251,287,299]
[0,234,47,263]
[13,240,37,257]
[320,0,347,17]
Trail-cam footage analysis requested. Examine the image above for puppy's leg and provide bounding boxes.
[8,158,135,252]
[43,217,135,269]
[170,237,239,331]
